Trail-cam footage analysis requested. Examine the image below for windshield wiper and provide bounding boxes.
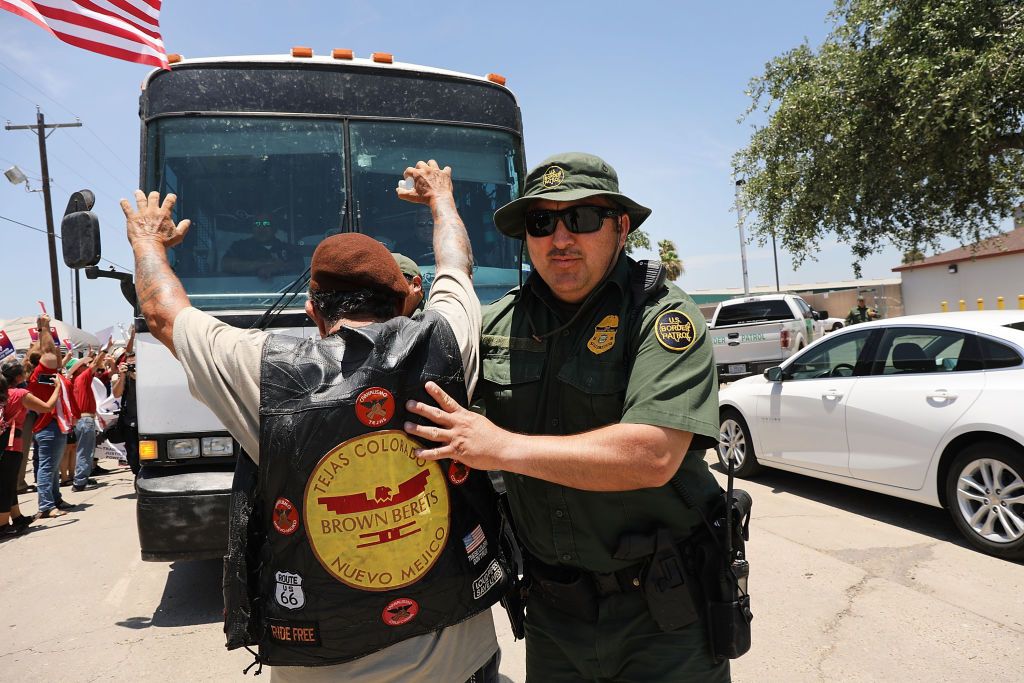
[251,266,311,331]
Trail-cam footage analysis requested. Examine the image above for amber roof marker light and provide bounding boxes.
[291,46,314,58]
[486,73,507,86]
[371,52,394,64]
[332,49,354,60]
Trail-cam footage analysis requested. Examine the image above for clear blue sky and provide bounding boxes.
[0,0,931,331]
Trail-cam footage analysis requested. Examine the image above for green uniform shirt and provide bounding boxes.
[478,255,722,573]
[846,306,871,325]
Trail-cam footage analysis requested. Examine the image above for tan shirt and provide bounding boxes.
[172,268,494,683]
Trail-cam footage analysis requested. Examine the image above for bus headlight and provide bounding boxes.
[202,436,233,457]
[167,438,201,459]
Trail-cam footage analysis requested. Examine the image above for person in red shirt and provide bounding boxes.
[59,357,80,487]
[67,338,112,492]
[1,361,63,533]
[27,315,76,517]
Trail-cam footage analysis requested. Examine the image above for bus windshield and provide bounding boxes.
[349,121,521,302]
[148,117,521,312]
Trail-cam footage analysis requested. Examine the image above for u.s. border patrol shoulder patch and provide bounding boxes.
[654,310,697,352]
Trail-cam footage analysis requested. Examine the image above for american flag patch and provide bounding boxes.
[463,525,485,554]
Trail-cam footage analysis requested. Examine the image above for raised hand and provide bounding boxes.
[396,160,454,206]
[121,190,191,249]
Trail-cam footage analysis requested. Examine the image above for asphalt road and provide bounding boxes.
[1,452,1022,682]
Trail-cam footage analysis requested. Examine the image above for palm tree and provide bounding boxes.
[658,239,684,281]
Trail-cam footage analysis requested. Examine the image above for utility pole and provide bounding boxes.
[734,178,750,295]
[6,108,82,322]
[771,231,781,293]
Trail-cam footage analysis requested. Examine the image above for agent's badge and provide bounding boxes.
[587,315,619,355]
[654,310,697,353]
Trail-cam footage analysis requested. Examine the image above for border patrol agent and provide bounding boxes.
[123,161,507,682]
[405,153,730,681]
[846,295,879,325]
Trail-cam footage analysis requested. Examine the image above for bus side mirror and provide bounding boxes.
[61,211,102,268]
[765,366,784,382]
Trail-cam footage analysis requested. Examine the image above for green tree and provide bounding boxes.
[901,248,925,264]
[734,0,1024,276]
[625,228,651,255]
[657,239,684,281]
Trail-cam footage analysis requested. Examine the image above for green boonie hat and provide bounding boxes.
[392,253,421,279]
[493,152,652,239]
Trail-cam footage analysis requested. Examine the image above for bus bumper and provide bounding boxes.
[135,465,234,562]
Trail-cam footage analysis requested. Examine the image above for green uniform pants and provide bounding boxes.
[524,589,730,682]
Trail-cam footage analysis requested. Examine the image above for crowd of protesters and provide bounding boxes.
[0,314,137,538]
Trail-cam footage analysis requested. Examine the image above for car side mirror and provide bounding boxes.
[765,366,784,382]
[818,309,829,319]
[61,211,102,268]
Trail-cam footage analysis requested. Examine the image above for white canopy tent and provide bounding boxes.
[0,316,101,353]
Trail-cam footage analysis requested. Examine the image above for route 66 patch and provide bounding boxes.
[274,570,305,611]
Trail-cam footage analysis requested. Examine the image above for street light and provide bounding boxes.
[4,165,34,191]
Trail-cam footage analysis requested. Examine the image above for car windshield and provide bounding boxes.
[148,117,522,311]
[716,300,793,326]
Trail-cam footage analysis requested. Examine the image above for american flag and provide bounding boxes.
[463,525,485,554]
[0,0,168,69]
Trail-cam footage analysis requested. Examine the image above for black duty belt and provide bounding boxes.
[591,564,644,597]
[528,559,645,622]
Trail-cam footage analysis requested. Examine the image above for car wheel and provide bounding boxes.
[944,441,1024,560]
[718,409,761,477]
[831,322,843,331]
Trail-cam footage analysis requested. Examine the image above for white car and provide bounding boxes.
[821,316,845,333]
[717,311,1024,560]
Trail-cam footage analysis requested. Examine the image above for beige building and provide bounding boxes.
[892,227,1024,314]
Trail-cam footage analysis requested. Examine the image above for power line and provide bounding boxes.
[0,214,131,271]
[64,133,134,189]
[4,149,119,203]
[6,111,82,321]
[83,124,136,176]
[9,123,133,197]
[0,156,39,177]
[42,152,125,207]
[0,64,136,174]
[0,80,37,108]
[0,63,76,118]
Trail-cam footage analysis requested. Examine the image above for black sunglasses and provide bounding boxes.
[524,205,622,238]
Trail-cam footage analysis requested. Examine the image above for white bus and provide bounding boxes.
[78,50,525,560]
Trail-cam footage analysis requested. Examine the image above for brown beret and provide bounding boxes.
[310,233,409,302]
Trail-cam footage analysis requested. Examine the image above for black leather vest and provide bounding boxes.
[233,311,508,667]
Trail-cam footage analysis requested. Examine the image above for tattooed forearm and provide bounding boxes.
[134,242,191,353]
[431,196,473,277]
